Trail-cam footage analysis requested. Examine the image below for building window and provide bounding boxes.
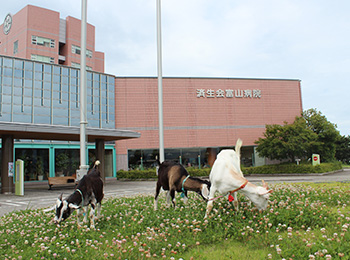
[1,56,115,129]
[87,49,93,58]
[72,45,81,55]
[71,62,92,70]
[54,149,80,177]
[71,62,80,68]
[72,44,92,58]
[31,54,54,64]
[31,35,55,48]
[13,40,18,55]
[15,148,49,181]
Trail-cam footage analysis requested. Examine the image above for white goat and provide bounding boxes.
[204,139,273,218]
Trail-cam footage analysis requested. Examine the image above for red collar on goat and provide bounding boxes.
[228,180,249,202]
[209,179,249,202]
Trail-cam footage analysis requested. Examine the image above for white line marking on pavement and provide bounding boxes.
[1,201,24,207]
[10,201,28,205]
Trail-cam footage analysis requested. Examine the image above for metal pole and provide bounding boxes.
[157,0,165,163]
[79,0,89,174]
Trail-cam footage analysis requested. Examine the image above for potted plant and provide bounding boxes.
[36,158,44,181]
[56,153,69,176]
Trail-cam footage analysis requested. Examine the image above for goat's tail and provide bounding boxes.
[235,138,243,159]
[94,160,101,168]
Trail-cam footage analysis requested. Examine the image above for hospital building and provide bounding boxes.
[0,5,302,192]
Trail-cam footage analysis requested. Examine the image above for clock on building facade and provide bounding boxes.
[3,13,12,35]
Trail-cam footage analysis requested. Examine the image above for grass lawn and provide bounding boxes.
[1,182,350,259]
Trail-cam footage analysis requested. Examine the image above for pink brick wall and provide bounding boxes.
[26,5,60,61]
[64,16,98,71]
[0,5,59,60]
[94,51,105,73]
[0,5,104,72]
[115,77,302,157]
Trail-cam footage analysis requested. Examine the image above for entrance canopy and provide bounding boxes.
[0,121,140,194]
[0,121,140,142]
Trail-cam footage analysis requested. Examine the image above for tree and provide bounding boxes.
[255,109,341,163]
[255,116,318,162]
[335,135,350,164]
[302,109,340,162]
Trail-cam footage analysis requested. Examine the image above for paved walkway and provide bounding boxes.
[0,169,349,217]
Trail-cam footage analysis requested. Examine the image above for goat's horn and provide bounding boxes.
[262,180,267,188]
[260,189,273,196]
[94,160,101,168]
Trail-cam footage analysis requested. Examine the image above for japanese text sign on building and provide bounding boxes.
[196,89,262,99]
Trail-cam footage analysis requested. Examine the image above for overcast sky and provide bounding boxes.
[1,1,349,135]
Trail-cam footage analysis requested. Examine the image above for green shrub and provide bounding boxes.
[186,167,211,177]
[117,169,157,179]
[242,161,342,175]
[117,167,211,180]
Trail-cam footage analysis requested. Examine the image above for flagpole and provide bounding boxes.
[157,0,165,163]
[79,0,89,176]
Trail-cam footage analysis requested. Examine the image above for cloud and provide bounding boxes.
[1,0,350,135]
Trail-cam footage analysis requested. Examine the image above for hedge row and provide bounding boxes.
[242,162,343,175]
[116,162,343,179]
[116,169,158,180]
[116,167,211,180]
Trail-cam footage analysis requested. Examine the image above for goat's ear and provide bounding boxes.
[68,203,80,209]
[201,184,210,200]
[58,193,63,200]
[43,205,56,212]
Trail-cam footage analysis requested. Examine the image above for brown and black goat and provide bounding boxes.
[154,161,210,210]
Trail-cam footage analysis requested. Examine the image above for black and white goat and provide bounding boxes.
[44,160,104,229]
[154,161,210,210]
